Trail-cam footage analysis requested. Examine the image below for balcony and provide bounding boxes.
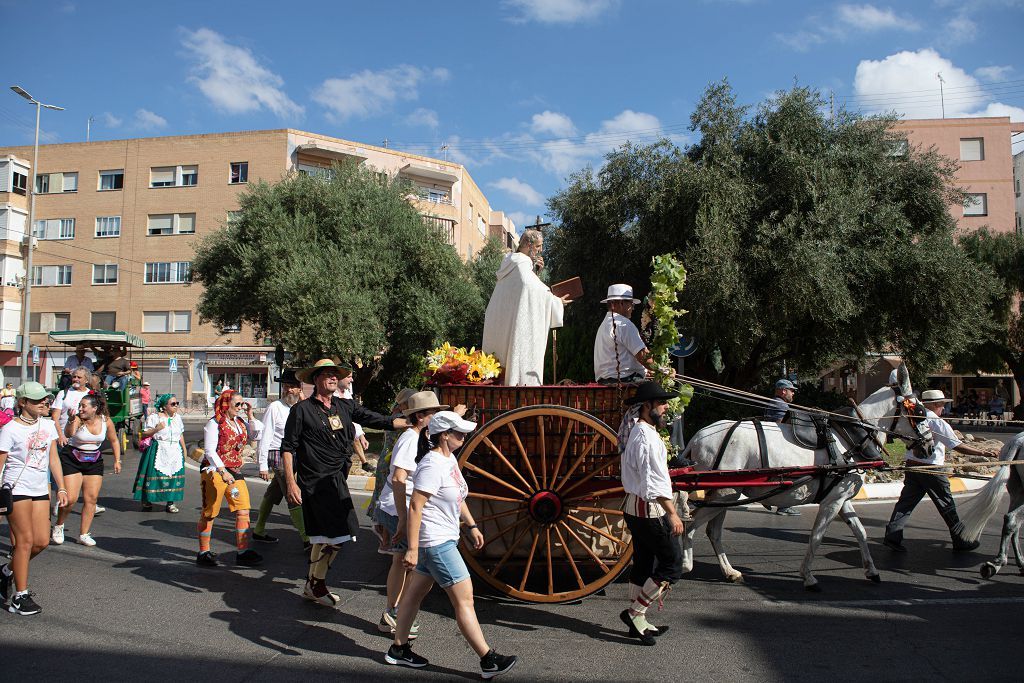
[414,188,453,206]
[422,215,456,246]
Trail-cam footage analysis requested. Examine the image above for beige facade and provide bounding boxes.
[0,129,517,400]
[892,116,1024,234]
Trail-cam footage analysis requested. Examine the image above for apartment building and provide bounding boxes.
[0,129,519,400]
[1014,149,1023,235]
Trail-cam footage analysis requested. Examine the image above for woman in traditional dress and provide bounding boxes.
[52,393,120,547]
[132,393,186,513]
[196,390,262,567]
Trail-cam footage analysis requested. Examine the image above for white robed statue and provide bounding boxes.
[482,229,568,386]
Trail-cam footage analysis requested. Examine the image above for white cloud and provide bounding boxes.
[404,107,440,129]
[182,27,303,119]
[507,211,541,231]
[944,11,978,45]
[134,109,167,130]
[836,4,919,31]
[854,49,1024,120]
[314,66,449,123]
[774,30,827,52]
[491,177,545,206]
[975,65,1014,82]
[532,109,670,176]
[101,112,122,128]
[530,111,577,137]
[504,0,618,24]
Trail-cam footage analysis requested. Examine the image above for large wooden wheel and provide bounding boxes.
[458,405,630,603]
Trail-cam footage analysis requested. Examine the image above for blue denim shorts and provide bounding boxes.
[414,539,471,588]
[378,510,408,554]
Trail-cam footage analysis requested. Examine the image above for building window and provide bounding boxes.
[886,139,909,157]
[221,322,242,333]
[147,213,195,235]
[92,263,118,285]
[960,138,985,162]
[477,214,486,236]
[150,165,198,188]
[95,216,121,238]
[143,310,191,333]
[32,218,75,240]
[91,311,116,330]
[11,171,27,195]
[33,172,77,194]
[99,169,124,191]
[226,210,241,224]
[144,261,191,284]
[964,193,988,217]
[31,264,72,286]
[29,312,71,333]
[229,162,248,184]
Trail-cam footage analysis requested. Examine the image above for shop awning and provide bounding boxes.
[47,330,147,348]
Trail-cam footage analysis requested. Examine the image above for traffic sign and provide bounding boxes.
[168,357,178,374]
[31,346,39,366]
[669,336,697,358]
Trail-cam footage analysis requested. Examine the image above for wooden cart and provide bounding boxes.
[434,383,636,604]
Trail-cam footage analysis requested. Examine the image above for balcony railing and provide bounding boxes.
[414,188,453,206]
[422,215,456,246]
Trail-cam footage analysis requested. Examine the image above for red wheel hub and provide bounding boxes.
[528,490,563,524]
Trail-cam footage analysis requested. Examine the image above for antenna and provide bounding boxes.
[87,115,95,142]
[937,72,946,119]
[382,137,389,149]
[440,143,449,162]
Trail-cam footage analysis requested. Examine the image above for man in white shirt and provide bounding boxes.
[618,381,684,646]
[883,389,999,553]
[595,284,655,384]
[251,369,307,546]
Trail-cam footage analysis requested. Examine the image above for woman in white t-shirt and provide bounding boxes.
[384,411,517,679]
[49,367,91,446]
[0,382,67,616]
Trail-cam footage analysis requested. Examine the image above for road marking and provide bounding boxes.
[764,596,1024,609]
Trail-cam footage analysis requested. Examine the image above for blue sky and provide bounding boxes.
[2,0,1022,229]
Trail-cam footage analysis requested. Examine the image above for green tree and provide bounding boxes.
[547,80,998,390]
[191,162,484,407]
[468,236,507,305]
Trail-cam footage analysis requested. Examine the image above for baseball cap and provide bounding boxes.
[428,410,477,436]
[16,382,49,401]
[775,379,797,391]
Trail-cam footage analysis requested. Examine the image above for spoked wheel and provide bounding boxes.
[458,405,630,603]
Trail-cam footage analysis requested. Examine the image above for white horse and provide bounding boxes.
[679,364,934,591]
[955,432,1024,578]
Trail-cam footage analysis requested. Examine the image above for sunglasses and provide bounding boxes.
[233,401,245,407]
[167,401,180,406]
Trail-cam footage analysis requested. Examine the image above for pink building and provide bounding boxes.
[892,116,1024,234]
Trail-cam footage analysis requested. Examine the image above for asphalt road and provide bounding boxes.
[1,426,1022,682]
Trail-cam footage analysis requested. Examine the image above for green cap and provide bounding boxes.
[16,382,49,401]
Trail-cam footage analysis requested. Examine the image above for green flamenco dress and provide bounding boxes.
[133,422,186,503]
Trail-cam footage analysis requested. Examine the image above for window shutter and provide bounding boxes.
[177,213,195,233]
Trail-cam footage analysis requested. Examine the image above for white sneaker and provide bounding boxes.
[93,506,106,516]
[51,525,64,545]
[78,533,96,547]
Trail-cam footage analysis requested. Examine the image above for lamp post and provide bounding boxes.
[10,85,63,384]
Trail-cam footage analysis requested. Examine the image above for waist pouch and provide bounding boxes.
[71,447,102,463]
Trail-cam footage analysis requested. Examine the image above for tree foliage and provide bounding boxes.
[191,162,487,406]
[546,80,999,390]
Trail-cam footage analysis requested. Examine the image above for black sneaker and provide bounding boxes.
[0,564,11,604]
[882,537,907,553]
[619,609,656,646]
[952,540,981,553]
[480,649,517,679]
[196,551,220,567]
[385,642,429,668]
[646,624,670,637]
[252,532,279,544]
[8,592,41,616]
[236,549,264,566]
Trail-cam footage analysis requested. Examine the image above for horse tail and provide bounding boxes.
[955,443,1015,542]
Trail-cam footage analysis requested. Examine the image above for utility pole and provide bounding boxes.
[937,72,946,119]
[86,115,94,142]
[382,137,389,149]
[440,143,448,161]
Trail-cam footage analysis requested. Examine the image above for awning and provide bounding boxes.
[47,329,147,348]
[399,163,458,184]
[295,142,368,164]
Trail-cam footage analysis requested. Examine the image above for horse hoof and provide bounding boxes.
[804,583,822,593]
[980,563,997,579]
[726,574,744,584]
[868,574,881,584]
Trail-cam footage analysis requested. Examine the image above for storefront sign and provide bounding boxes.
[206,353,267,367]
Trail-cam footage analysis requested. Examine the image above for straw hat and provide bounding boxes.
[402,391,449,417]
[295,358,352,384]
[921,389,952,403]
[601,284,641,304]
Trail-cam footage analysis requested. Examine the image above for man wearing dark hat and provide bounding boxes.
[251,368,307,546]
[882,389,999,554]
[618,381,684,646]
[765,379,800,516]
[281,359,409,605]
[594,284,656,384]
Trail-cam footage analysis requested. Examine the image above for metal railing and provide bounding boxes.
[422,215,456,245]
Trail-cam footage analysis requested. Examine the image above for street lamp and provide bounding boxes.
[10,85,63,384]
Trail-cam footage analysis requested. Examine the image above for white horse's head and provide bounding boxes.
[857,363,937,459]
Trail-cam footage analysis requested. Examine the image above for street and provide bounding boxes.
[2,430,1022,683]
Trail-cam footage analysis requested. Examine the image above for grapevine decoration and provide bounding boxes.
[643,254,693,415]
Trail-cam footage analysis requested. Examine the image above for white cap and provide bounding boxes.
[428,410,477,436]
[601,284,641,304]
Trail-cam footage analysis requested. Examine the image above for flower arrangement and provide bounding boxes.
[424,343,502,385]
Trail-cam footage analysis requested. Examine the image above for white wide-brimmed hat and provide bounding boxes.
[920,389,952,403]
[601,284,640,304]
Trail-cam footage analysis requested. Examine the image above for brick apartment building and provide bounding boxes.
[0,129,519,401]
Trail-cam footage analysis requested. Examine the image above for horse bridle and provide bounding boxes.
[885,386,933,456]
